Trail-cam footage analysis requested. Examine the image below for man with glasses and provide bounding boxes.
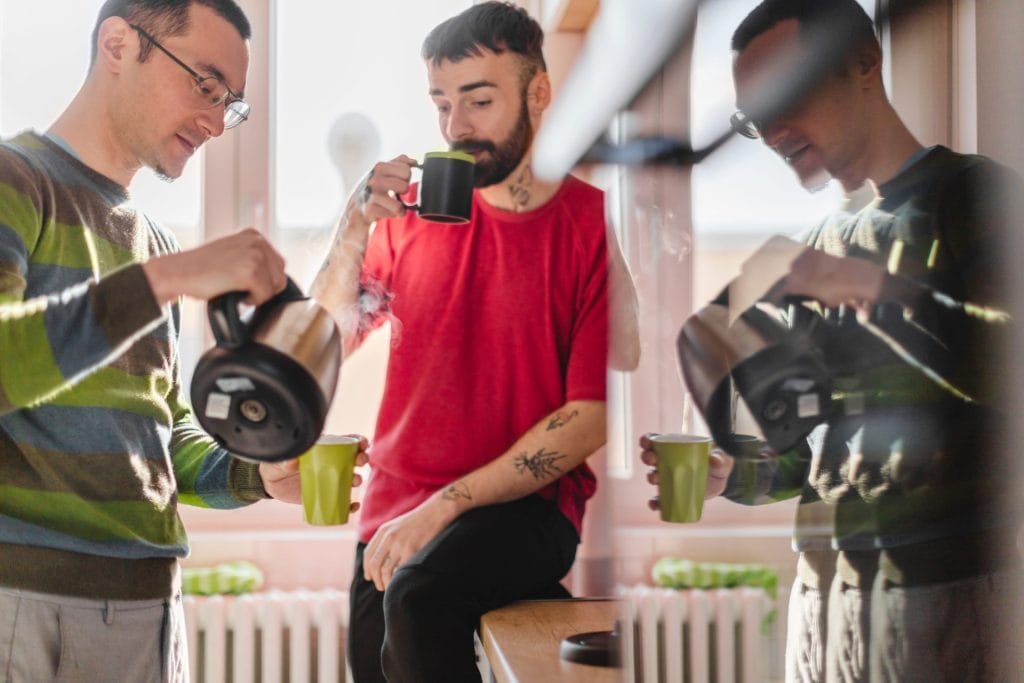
[0,2,318,681]
[130,23,251,132]
[643,0,1023,681]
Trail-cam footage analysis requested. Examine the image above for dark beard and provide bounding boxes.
[452,99,533,188]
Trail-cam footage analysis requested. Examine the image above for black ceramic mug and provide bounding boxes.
[399,150,476,224]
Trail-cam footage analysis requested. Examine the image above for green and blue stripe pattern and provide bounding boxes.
[0,132,266,568]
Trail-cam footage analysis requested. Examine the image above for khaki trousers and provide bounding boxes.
[0,587,187,683]
[871,568,1024,683]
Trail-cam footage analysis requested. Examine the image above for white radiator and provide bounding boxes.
[618,585,778,683]
[182,590,349,683]
[183,589,492,683]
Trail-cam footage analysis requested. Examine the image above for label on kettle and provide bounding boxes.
[216,377,256,393]
[797,393,820,418]
[205,392,233,420]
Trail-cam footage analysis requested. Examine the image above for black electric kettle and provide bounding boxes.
[190,278,342,462]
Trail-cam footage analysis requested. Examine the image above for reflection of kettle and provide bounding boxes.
[678,296,831,456]
[190,278,342,462]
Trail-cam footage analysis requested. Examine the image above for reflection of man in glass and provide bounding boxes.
[645,0,1023,681]
[313,2,636,681]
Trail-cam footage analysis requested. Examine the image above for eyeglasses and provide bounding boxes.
[130,24,250,129]
[729,110,761,140]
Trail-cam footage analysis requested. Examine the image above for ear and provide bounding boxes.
[852,41,883,85]
[95,16,135,75]
[526,71,552,115]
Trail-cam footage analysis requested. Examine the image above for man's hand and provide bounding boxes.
[775,248,887,309]
[258,434,370,505]
[640,432,734,513]
[352,155,419,225]
[143,228,288,307]
[362,493,460,591]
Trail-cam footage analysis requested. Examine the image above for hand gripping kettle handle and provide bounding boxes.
[207,277,306,349]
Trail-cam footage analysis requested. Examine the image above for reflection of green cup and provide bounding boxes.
[652,434,712,523]
[299,435,359,525]
[719,435,766,502]
[717,433,763,459]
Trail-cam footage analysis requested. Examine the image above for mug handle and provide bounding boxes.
[393,160,423,212]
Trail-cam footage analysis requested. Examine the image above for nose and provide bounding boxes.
[760,119,788,151]
[444,104,473,142]
[196,106,227,139]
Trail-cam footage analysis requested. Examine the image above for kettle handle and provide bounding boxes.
[207,277,307,349]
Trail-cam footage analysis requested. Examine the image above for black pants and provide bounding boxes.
[348,495,579,683]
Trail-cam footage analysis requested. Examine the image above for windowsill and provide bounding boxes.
[183,518,360,591]
[612,522,798,588]
[187,527,357,542]
[179,499,362,534]
[615,524,794,539]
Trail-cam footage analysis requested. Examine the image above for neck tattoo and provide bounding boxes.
[508,166,533,212]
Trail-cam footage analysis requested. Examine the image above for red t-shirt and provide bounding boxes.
[355,175,609,543]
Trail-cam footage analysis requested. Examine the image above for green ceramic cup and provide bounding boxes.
[652,434,712,523]
[299,435,359,525]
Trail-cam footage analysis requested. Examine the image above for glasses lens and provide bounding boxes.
[224,100,251,129]
[730,111,760,139]
[193,77,229,108]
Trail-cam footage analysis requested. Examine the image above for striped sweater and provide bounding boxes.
[0,132,267,599]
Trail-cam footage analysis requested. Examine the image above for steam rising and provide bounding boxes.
[336,276,403,348]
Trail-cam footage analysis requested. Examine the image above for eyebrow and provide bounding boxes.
[429,79,498,97]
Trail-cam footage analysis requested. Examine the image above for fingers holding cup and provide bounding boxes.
[640,432,662,514]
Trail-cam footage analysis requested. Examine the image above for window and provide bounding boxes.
[269,0,473,446]
[1,0,469,394]
[600,136,634,478]
[0,0,209,381]
[273,1,470,233]
[0,1,203,243]
[0,1,470,530]
[690,0,876,303]
[603,0,879,526]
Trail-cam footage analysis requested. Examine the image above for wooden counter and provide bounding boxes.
[480,599,623,683]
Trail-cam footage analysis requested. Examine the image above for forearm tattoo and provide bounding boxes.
[546,409,579,431]
[514,448,567,480]
[442,482,472,502]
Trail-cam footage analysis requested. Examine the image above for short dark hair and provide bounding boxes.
[731,0,878,54]
[421,1,546,89]
[91,0,251,64]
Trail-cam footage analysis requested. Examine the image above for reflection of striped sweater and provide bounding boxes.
[722,147,1021,555]
[0,132,266,600]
